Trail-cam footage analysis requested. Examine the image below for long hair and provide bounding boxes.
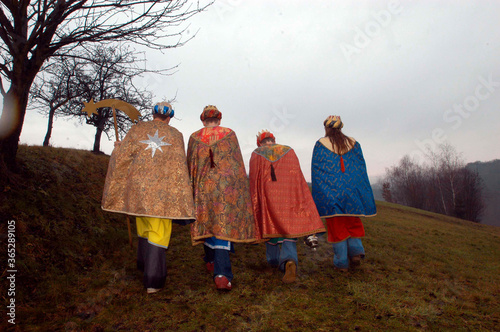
[325,127,354,155]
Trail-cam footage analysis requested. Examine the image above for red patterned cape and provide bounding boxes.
[250,144,326,241]
[187,126,256,245]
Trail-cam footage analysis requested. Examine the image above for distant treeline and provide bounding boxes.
[466,159,500,226]
[381,144,485,223]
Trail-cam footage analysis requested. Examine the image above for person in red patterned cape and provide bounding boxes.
[249,130,326,283]
[187,105,256,291]
[102,102,196,294]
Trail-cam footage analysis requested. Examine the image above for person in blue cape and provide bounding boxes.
[311,115,376,272]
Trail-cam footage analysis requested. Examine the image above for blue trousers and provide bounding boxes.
[332,237,365,269]
[266,241,298,272]
[204,244,233,282]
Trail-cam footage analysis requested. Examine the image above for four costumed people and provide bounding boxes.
[102,102,377,292]
[311,115,377,271]
[186,105,256,291]
[102,102,195,293]
[249,130,326,283]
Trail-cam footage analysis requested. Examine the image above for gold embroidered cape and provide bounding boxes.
[102,121,195,221]
[187,127,256,245]
[250,144,326,241]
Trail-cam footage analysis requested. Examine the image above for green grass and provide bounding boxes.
[1,145,499,331]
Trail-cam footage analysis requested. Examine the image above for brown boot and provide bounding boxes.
[349,255,362,267]
[282,260,297,283]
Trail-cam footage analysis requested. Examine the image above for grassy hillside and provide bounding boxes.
[1,145,499,331]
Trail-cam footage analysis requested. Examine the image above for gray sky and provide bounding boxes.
[18,0,500,182]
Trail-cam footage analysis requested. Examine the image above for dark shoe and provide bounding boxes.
[282,261,297,283]
[349,255,362,267]
[206,262,214,273]
[214,275,232,291]
[304,235,319,251]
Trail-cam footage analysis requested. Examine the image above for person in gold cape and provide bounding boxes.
[187,105,256,291]
[102,102,195,294]
[249,130,326,283]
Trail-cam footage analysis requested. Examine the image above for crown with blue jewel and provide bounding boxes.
[153,102,174,118]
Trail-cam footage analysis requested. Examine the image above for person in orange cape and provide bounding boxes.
[187,105,256,291]
[102,102,195,293]
[249,130,326,283]
[311,115,376,272]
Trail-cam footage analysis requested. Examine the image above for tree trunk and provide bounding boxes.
[0,87,29,171]
[93,126,103,153]
[436,173,448,215]
[43,107,56,147]
[449,173,457,216]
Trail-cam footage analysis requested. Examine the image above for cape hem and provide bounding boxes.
[320,213,377,218]
[260,228,326,240]
[191,235,257,246]
[101,207,195,220]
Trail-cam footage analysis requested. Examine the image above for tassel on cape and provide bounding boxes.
[271,164,277,181]
[209,148,216,168]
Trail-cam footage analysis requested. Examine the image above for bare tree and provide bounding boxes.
[32,44,160,152]
[381,181,393,203]
[0,0,212,171]
[382,143,485,223]
[30,56,86,146]
[383,155,428,209]
[454,167,484,222]
[428,143,465,216]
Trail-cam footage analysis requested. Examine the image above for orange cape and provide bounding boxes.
[250,144,325,241]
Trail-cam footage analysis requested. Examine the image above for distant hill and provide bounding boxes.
[1,145,499,331]
[467,159,500,227]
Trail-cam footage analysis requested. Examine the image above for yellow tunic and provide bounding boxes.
[136,217,173,248]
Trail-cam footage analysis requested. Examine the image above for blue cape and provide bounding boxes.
[311,140,376,218]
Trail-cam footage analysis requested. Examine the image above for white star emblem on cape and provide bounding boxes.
[140,130,171,157]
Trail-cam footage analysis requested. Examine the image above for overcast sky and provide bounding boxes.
[17,0,500,182]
